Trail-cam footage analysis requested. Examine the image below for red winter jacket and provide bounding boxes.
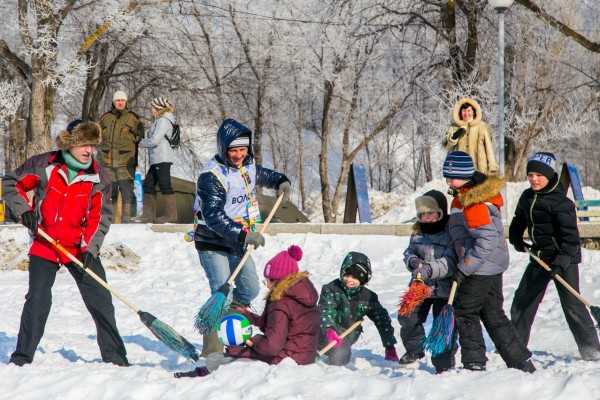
[1,151,112,263]
[227,272,320,365]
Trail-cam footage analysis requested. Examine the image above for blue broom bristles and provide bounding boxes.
[148,319,200,363]
[591,305,600,330]
[194,291,227,335]
[423,305,455,358]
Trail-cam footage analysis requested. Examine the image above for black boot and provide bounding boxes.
[398,352,425,365]
[174,366,210,378]
[514,359,536,373]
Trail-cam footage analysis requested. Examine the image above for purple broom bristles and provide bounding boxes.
[423,304,455,358]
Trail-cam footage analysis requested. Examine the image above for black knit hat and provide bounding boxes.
[340,251,372,286]
[526,152,556,180]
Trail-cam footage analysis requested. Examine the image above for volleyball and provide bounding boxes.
[217,313,253,346]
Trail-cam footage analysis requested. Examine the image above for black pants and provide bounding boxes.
[511,261,600,360]
[10,255,128,365]
[398,297,457,370]
[454,274,531,367]
[142,162,173,195]
[111,182,136,219]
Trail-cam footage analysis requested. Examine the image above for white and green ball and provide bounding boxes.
[217,313,253,346]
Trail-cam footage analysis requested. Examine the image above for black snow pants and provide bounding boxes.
[398,297,457,371]
[454,274,531,368]
[10,255,128,366]
[511,261,600,360]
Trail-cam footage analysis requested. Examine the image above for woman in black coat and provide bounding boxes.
[509,152,600,361]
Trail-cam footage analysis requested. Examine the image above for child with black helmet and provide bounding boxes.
[318,252,398,366]
[399,189,458,373]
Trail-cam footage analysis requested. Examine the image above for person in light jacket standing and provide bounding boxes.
[138,97,178,223]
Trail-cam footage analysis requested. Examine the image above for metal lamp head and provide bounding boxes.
[488,0,514,10]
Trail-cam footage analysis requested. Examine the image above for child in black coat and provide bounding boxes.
[509,152,600,361]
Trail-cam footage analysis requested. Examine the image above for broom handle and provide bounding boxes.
[36,228,141,313]
[226,194,284,286]
[447,280,458,306]
[318,320,362,356]
[527,249,592,308]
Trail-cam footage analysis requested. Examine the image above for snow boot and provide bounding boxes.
[514,359,536,373]
[155,194,177,224]
[200,330,223,358]
[463,362,486,371]
[174,366,210,379]
[398,352,425,365]
[133,194,156,223]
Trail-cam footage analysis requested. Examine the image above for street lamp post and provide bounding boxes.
[488,0,513,221]
[488,0,514,177]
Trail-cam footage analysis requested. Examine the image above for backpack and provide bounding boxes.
[164,119,181,149]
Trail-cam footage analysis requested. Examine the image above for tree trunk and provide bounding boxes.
[319,78,334,222]
[27,57,56,158]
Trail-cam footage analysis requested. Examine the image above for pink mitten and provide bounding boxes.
[326,330,343,349]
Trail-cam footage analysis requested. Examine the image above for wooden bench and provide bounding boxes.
[575,200,600,219]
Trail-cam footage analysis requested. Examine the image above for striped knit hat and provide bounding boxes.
[443,151,475,179]
[151,97,171,110]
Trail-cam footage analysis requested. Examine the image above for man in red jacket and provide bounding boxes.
[2,120,128,367]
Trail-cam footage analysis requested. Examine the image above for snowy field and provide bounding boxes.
[2,219,600,399]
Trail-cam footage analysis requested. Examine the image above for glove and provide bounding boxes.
[452,270,468,288]
[451,127,466,140]
[412,264,432,281]
[326,330,343,349]
[549,264,565,278]
[384,347,399,362]
[20,210,38,233]
[244,231,265,248]
[235,307,260,325]
[80,251,95,270]
[513,241,530,253]
[277,181,292,203]
[407,257,424,271]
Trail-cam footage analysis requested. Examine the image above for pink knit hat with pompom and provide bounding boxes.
[264,245,303,280]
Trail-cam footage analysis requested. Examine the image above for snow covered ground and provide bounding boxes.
[3,184,600,399]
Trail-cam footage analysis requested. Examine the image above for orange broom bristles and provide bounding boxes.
[398,279,432,316]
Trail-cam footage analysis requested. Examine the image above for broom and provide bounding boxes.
[398,271,432,317]
[527,249,600,327]
[194,194,284,335]
[37,228,200,363]
[423,280,457,357]
[317,320,363,359]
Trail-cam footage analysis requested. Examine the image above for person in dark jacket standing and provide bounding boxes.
[399,189,458,373]
[99,90,144,223]
[318,251,399,366]
[175,245,319,378]
[443,151,534,373]
[193,118,292,358]
[2,120,128,367]
[509,152,600,361]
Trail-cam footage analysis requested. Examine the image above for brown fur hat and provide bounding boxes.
[55,120,102,150]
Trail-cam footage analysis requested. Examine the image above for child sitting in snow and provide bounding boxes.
[175,245,320,378]
[398,189,458,373]
[318,251,398,366]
